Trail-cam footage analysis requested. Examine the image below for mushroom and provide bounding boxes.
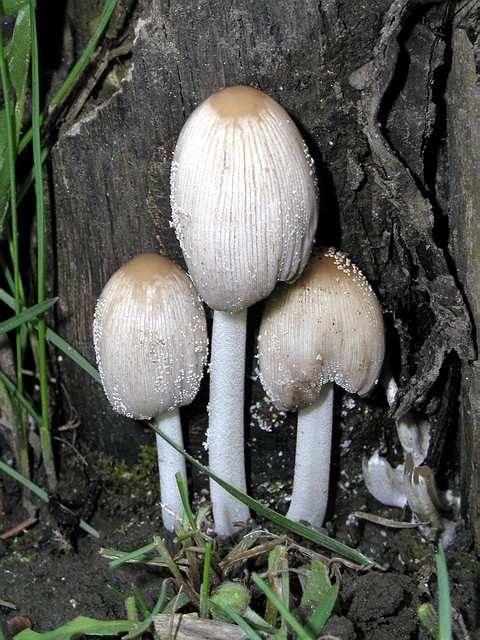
[93,253,208,531]
[170,85,318,534]
[362,451,407,509]
[258,248,385,528]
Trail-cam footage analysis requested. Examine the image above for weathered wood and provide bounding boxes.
[153,614,259,640]
[52,0,379,457]
[445,20,480,546]
[50,0,477,536]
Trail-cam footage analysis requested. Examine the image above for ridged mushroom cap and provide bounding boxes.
[170,85,318,313]
[258,248,385,411]
[93,253,208,420]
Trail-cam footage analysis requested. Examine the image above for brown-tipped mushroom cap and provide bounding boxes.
[170,85,318,313]
[258,248,385,411]
[93,253,208,419]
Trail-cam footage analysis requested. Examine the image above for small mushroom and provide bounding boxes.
[258,248,385,528]
[93,253,208,531]
[170,85,318,534]
[383,371,431,466]
[362,451,407,509]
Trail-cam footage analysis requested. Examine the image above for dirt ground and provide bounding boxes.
[1,426,478,640]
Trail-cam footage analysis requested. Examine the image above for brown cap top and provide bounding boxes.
[171,86,318,313]
[208,85,272,120]
[93,253,208,419]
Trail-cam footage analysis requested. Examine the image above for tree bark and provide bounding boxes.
[49,0,478,542]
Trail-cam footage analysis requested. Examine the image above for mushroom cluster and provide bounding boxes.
[258,248,385,528]
[170,85,318,534]
[93,87,389,537]
[93,253,208,531]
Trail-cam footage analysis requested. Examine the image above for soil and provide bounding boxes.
[1,430,478,640]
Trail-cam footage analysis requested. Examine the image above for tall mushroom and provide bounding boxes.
[93,253,208,531]
[170,85,318,534]
[258,248,385,528]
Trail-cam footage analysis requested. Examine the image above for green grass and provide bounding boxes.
[0,0,119,488]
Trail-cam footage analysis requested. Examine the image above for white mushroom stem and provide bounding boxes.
[286,382,334,529]
[208,309,251,535]
[154,408,188,532]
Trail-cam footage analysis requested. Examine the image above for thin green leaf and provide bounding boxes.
[108,542,157,569]
[152,583,168,616]
[0,297,57,334]
[46,327,101,383]
[0,460,100,538]
[175,471,198,532]
[29,0,56,490]
[0,369,41,426]
[0,288,101,382]
[200,541,211,618]
[251,572,312,640]
[436,542,452,640]
[18,0,120,154]
[0,4,27,472]
[107,584,129,602]
[0,1,31,228]
[0,0,29,16]
[125,595,138,629]
[151,423,382,568]
[304,583,340,637]
[161,591,190,615]
[14,615,130,640]
[216,604,263,640]
[131,584,149,619]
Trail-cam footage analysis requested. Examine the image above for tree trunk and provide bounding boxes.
[49,0,478,544]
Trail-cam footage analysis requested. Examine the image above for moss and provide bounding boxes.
[0,534,38,568]
[95,444,160,518]
[394,529,434,572]
[253,479,292,509]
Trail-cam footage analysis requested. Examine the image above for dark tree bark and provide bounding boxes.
[49,0,478,544]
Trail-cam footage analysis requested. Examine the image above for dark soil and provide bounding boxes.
[1,431,478,640]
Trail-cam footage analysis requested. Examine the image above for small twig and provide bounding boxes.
[0,598,17,610]
[154,536,200,609]
[351,510,427,528]
[0,515,37,540]
[63,41,133,126]
[219,535,288,574]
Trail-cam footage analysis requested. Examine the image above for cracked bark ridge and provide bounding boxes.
[349,0,474,425]
[444,2,479,546]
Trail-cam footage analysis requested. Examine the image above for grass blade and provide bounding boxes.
[0,370,41,425]
[0,0,31,229]
[18,0,120,154]
[0,0,29,477]
[151,423,382,568]
[435,542,452,640]
[215,604,263,640]
[0,460,99,538]
[200,541,211,619]
[305,583,339,637]
[108,542,157,569]
[29,0,56,490]
[0,297,57,334]
[0,287,101,383]
[251,572,311,640]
